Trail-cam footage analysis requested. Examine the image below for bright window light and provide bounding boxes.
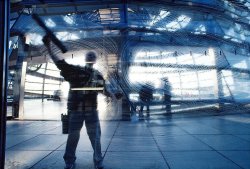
[227,28,235,36]
[234,60,248,69]
[135,51,147,58]
[9,40,12,49]
[194,24,206,34]
[149,10,170,26]
[63,15,74,25]
[156,27,165,31]
[135,51,161,59]
[231,38,242,43]
[223,35,231,39]
[56,32,80,41]
[65,56,86,66]
[239,33,246,41]
[25,33,43,45]
[166,15,191,32]
[61,81,70,98]
[45,18,56,27]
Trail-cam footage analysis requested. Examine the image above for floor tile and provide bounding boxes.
[194,135,250,150]
[9,135,67,151]
[179,124,223,134]
[5,150,51,169]
[163,151,241,169]
[9,125,59,135]
[219,115,250,126]
[6,121,39,134]
[149,125,188,136]
[44,126,63,135]
[236,135,250,142]
[31,151,95,169]
[4,113,250,169]
[57,136,112,152]
[6,135,38,149]
[155,135,212,151]
[104,152,169,169]
[115,125,151,136]
[215,126,250,135]
[220,151,250,169]
[108,136,158,152]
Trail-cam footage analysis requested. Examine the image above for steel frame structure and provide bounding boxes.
[0,1,10,169]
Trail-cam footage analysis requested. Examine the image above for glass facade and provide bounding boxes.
[6,0,250,118]
[3,1,250,169]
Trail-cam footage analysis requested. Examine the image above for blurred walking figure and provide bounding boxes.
[161,77,172,114]
[139,83,154,119]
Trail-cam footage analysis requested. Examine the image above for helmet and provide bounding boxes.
[85,51,97,63]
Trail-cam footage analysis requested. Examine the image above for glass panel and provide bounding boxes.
[5,2,250,169]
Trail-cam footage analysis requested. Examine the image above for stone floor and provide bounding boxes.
[5,113,250,169]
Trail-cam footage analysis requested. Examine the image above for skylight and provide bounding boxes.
[56,32,80,41]
[194,24,206,35]
[63,15,74,25]
[149,10,170,26]
[98,8,120,24]
[165,15,191,32]
[25,33,43,45]
[45,18,56,27]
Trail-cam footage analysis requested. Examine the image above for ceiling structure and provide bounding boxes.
[7,0,250,106]
[9,0,250,58]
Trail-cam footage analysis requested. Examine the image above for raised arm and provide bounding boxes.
[42,35,80,82]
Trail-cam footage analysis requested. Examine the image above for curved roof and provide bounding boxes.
[9,0,250,55]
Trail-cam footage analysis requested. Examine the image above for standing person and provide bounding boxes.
[43,36,111,169]
[139,83,153,118]
[161,78,172,114]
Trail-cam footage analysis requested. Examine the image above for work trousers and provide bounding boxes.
[164,95,171,114]
[63,110,102,165]
[139,100,150,117]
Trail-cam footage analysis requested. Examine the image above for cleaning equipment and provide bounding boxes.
[61,113,69,134]
[32,13,67,53]
[32,13,69,134]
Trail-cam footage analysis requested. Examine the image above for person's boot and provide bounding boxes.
[64,163,75,169]
[94,160,104,169]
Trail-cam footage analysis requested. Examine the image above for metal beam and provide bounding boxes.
[128,0,250,28]
[125,62,250,74]
[10,21,248,49]
[12,38,28,118]
[21,0,124,7]
[0,1,10,169]
[8,29,248,61]
[27,71,64,81]
[41,62,48,102]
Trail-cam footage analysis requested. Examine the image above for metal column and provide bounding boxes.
[213,48,225,110]
[42,62,48,102]
[0,1,10,169]
[120,0,131,120]
[12,38,28,118]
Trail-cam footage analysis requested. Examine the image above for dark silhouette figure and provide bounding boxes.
[43,36,113,169]
[139,83,153,118]
[161,78,172,114]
